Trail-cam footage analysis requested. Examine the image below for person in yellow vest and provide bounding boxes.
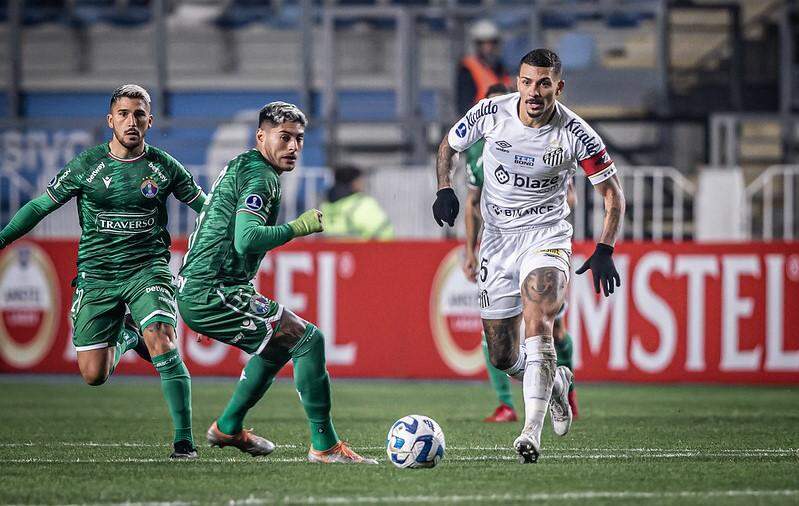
[456,19,512,115]
[320,165,394,240]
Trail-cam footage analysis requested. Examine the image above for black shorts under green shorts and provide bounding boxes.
[70,262,177,352]
[176,280,283,356]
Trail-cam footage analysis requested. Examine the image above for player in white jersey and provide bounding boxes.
[432,49,626,463]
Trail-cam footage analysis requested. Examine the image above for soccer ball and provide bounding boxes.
[386,414,445,469]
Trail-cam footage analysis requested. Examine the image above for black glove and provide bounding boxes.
[575,243,620,297]
[432,187,459,227]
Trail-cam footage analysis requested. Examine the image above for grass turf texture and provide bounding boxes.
[0,377,797,505]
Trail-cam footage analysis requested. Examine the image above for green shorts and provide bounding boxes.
[176,281,283,355]
[70,263,177,352]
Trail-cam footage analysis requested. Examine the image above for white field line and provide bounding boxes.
[51,489,799,506]
[0,442,796,453]
[276,490,799,504]
[1,450,797,464]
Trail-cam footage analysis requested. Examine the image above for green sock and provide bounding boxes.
[291,324,339,451]
[110,326,140,375]
[556,332,575,392]
[152,349,194,444]
[217,346,290,435]
[482,334,514,408]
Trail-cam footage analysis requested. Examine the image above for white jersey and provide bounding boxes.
[448,92,617,232]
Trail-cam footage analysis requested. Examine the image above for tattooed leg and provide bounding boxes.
[515,267,568,459]
[482,314,524,380]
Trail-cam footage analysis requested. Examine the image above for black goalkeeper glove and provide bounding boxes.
[575,243,620,297]
[432,187,459,227]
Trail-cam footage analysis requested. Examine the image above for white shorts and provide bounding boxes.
[477,221,572,319]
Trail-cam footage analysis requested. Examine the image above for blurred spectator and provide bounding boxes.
[456,19,512,115]
[320,165,394,240]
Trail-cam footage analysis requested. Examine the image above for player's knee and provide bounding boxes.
[290,323,326,360]
[80,368,109,386]
[143,322,176,355]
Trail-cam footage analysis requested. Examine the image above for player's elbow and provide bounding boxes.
[233,235,255,256]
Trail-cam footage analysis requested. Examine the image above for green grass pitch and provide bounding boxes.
[0,376,797,505]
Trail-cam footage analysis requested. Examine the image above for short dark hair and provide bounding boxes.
[333,164,362,185]
[485,83,509,98]
[258,101,307,128]
[109,84,151,111]
[519,48,562,76]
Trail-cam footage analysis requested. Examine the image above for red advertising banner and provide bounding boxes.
[1,239,798,383]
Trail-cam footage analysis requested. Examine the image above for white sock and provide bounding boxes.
[502,341,526,381]
[522,335,557,442]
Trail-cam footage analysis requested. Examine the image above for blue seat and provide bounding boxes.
[215,0,271,29]
[541,11,576,29]
[606,11,640,29]
[67,0,114,27]
[105,0,152,27]
[22,0,66,25]
[557,32,595,70]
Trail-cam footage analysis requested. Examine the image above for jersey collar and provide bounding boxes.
[107,143,148,162]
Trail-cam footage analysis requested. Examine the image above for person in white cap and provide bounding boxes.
[456,19,511,115]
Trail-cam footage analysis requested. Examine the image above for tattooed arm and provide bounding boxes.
[432,138,460,227]
[436,137,457,190]
[594,174,625,246]
[576,174,625,296]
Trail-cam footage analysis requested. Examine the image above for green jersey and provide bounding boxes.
[465,139,485,188]
[180,149,283,285]
[46,143,203,275]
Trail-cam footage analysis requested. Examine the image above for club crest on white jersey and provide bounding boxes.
[448,93,616,232]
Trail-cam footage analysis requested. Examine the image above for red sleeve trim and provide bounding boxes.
[579,149,613,176]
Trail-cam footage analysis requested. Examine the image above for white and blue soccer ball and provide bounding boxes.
[386,414,445,469]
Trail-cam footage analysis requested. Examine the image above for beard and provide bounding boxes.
[115,129,144,150]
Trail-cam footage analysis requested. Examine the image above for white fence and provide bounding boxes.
[2,161,797,242]
[745,165,799,241]
[573,166,696,242]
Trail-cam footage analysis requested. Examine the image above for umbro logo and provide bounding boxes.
[241,319,257,331]
[496,140,512,149]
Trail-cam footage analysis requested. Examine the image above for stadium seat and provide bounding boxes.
[557,32,596,70]
[66,0,114,27]
[215,0,270,29]
[66,0,153,27]
[606,11,640,29]
[541,11,576,30]
[22,0,66,26]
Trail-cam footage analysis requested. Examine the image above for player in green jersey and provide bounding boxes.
[0,85,206,458]
[461,84,579,422]
[177,101,377,464]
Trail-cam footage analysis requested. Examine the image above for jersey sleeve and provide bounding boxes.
[161,152,203,206]
[569,118,617,186]
[447,98,497,152]
[236,165,278,224]
[45,157,83,204]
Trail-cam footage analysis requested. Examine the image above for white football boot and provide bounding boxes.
[513,431,540,464]
[549,366,574,437]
